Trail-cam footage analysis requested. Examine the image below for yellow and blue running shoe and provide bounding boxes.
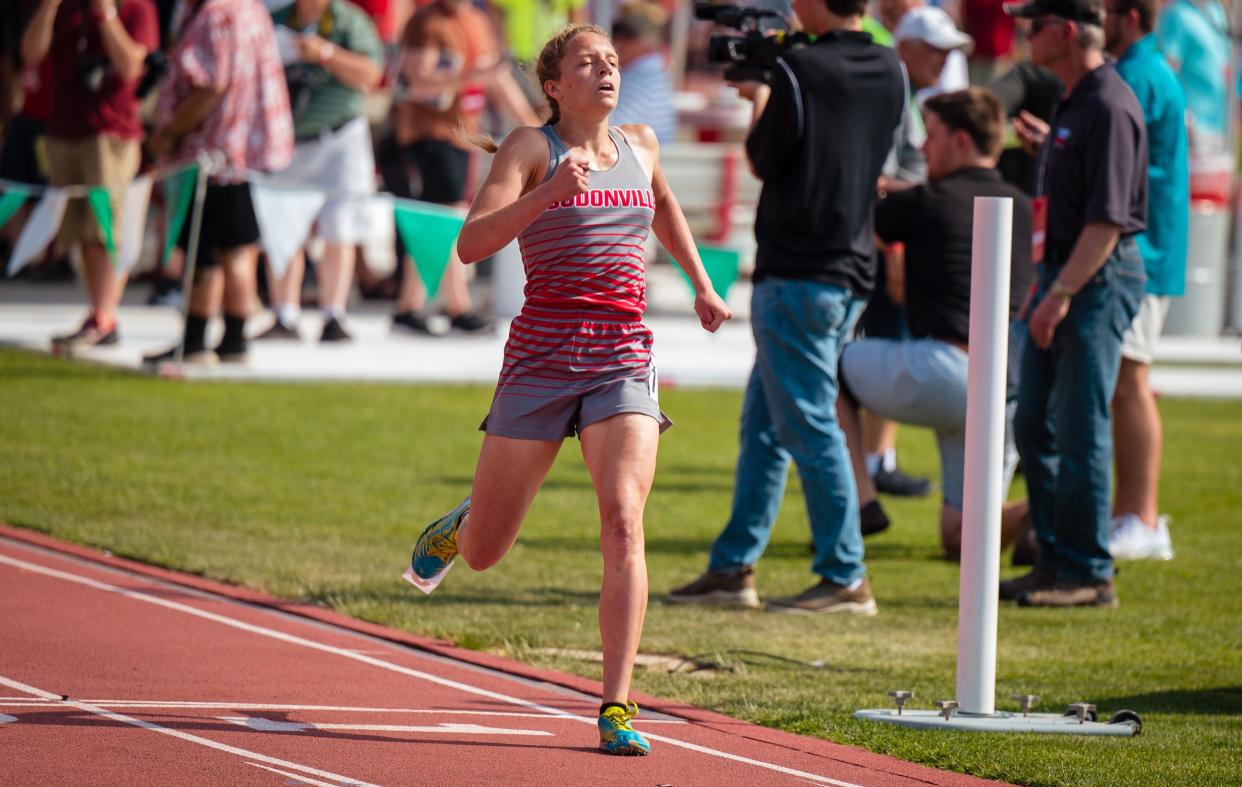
[402,497,470,594]
[598,702,651,756]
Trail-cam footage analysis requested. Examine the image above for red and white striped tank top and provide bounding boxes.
[518,125,654,313]
[498,126,656,393]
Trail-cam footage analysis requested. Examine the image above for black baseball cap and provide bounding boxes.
[1003,0,1105,26]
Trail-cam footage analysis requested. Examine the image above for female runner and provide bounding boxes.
[405,23,732,756]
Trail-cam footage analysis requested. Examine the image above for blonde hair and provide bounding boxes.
[460,24,608,153]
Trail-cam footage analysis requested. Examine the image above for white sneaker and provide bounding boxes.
[1109,514,1175,561]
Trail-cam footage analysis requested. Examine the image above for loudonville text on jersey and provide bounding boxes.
[548,189,656,211]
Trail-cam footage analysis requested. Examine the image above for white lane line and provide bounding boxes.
[245,762,349,787]
[0,552,862,787]
[221,716,553,737]
[0,675,376,787]
[0,700,686,721]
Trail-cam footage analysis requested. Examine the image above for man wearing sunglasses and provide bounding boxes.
[999,0,1148,608]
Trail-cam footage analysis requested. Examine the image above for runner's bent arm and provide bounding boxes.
[457,127,589,264]
[623,124,732,332]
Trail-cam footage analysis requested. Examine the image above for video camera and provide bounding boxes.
[695,2,809,84]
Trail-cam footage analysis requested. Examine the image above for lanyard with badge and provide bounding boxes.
[1031,102,1060,265]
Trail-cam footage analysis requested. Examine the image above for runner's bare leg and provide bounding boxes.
[579,413,658,705]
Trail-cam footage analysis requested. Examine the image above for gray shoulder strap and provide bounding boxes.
[538,125,569,184]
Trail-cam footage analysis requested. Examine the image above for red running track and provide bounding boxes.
[0,528,1003,787]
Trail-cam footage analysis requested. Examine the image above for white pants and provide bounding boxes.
[277,116,377,243]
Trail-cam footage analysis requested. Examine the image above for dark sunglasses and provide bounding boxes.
[1030,16,1068,34]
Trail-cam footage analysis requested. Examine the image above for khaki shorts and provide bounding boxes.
[45,135,141,247]
[1120,295,1171,365]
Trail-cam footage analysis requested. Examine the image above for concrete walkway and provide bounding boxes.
[3,279,1240,397]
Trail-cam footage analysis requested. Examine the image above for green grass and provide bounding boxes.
[1,347,1239,785]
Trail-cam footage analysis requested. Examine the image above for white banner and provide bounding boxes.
[6,189,68,277]
[249,180,325,280]
[361,193,395,250]
[116,175,154,277]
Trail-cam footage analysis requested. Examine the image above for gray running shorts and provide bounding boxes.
[480,372,672,441]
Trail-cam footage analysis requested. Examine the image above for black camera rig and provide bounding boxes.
[695,2,809,84]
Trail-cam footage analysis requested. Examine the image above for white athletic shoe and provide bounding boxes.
[1108,514,1175,561]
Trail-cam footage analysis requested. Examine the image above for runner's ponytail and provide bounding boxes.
[458,125,499,153]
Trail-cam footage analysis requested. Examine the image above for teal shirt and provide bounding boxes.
[272,0,383,140]
[1157,0,1230,137]
[1116,35,1190,296]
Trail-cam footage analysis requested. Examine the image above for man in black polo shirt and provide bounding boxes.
[838,88,1034,562]
[668,0,905,614]
[1000,0,1147,608]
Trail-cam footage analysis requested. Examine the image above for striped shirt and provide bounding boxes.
[497,126,656,394]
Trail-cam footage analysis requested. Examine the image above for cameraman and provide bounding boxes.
[21,0,159,351]
[669,0,905,614]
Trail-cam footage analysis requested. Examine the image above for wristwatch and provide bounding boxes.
[1049,279,1075,300]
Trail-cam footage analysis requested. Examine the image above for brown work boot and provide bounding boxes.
[998,567,1057,601]
[766,576,878,616]
[1019,579,1118,608]
[667,567,760,609]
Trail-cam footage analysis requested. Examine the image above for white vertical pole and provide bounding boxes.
[491,240,526,319]
[173,154,213,367]
[956,197,1013,715]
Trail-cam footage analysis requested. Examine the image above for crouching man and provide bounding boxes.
[838,88,1034,560]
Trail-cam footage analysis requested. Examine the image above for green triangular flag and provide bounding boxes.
[393,200,465,301]
[0,188,28,231]
[87,187,117,264]
[679,244,741,302]
[163,166,198,267]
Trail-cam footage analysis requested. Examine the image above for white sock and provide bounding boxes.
[276,305,300,326]
[846,577,864,591]
[882,448,897,473]
[323,306,344,321]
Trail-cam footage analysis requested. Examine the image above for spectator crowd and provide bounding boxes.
[0,0,1234,607]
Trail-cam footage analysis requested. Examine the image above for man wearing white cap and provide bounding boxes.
[895,5,974,96]
[875,0,971,96]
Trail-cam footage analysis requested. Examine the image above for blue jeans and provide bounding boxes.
[1013,239,1145,582]
[708,278,867,586]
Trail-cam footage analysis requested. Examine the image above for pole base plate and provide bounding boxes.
[853,709,1139,736]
